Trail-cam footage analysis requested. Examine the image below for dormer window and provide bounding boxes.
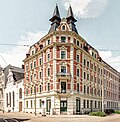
[61,36,66,42]
[46,39,50,45]
[62,25,65,30]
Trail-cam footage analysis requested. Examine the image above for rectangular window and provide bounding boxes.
[39,99,42,108]
[47,39,50,45]
[31,100,33,108]
[39,58,42,65]
[26,101,28,108]
[87,100,89,108]
[61,51,66,59]
[34,61,36,68]
[47,68,50,76]
[47,53,50,61]
[77,69,79,77]
[34,74,36,80]
[84,85,86,94]
[61,82,66,93]
[87,61,89,68]
[77,83,79,92]
[30,75,32,82]
[30,63,32,70]
[77,40,79,46]
[95,101,97,108]
[87,73,89,80]
[61,36,66,42]
[84,72,86,79]
[87,86,89,94]
[84,100,86,108]
[61,66,66,73]
[39,72,42,79]
[84,59,86,66]
[26,65,28,71]
[48,83,50,91]
[98,101,100,108]
[39,85,42,93]
[77,55,79,62]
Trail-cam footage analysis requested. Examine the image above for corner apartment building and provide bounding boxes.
[23,5,120,115]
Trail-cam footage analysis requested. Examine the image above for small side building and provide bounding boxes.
[4,64,24,112]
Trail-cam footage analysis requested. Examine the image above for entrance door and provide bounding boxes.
[60,101,67,112]
[90,100,93,112]
[76,99,80,113]
[19,102,22,112]
[46,99,51,112]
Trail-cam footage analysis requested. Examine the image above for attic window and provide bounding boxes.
[62,25,65,30]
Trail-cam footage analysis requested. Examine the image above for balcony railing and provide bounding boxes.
[56,72,71,79]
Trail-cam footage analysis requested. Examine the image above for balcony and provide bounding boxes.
[56,72,71,80]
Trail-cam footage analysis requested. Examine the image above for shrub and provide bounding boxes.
[89,111,106,117]
[114,110,120,114]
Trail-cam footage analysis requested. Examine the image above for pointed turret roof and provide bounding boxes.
[48,4,61,33]
[49,4,61,22]
[66,6,78,34]
[66,5,77,22]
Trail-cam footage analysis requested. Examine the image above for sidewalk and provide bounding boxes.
[0,111,120,122]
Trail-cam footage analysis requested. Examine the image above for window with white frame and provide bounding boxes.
[47,68,50,76]
[62,25,65,30]
[39,99,42,108]
[61,51,66,59]
[84,59,86,66]
[30,62,32,70]
[39,71,42,79]
[48,83,50,91]
[39,85,42,93]
[77,69,80,77]
[47,39,50,45]
[77,40,80,46]
[30,75,32,82]
[39,58,42,65]
[47,53,50,61]
[61,66,66,73]
[77,54,79,62]
[34,61,36,68]
[61,36,66,42]
[87,61,89,68]
[77,83,79,92]
[26,65,28,71]
[34,73,36,80]
[84,72,86,79]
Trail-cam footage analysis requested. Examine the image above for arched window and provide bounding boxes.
[19,88,22,99]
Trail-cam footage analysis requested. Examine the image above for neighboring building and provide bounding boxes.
[0,65,4,111]
[103,62,120,110]
[4,64,24,112]
[23,5,120,115]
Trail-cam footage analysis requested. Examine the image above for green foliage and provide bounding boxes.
[89,111,106,117]
[114,110,120,114]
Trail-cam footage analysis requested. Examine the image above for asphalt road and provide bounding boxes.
[0,118,18,122]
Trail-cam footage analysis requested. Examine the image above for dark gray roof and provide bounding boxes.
[3,64,24,87]
[66,6,78,34]
[66,6,77,22]
[48,5,61,34]
[49,4,61,22]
